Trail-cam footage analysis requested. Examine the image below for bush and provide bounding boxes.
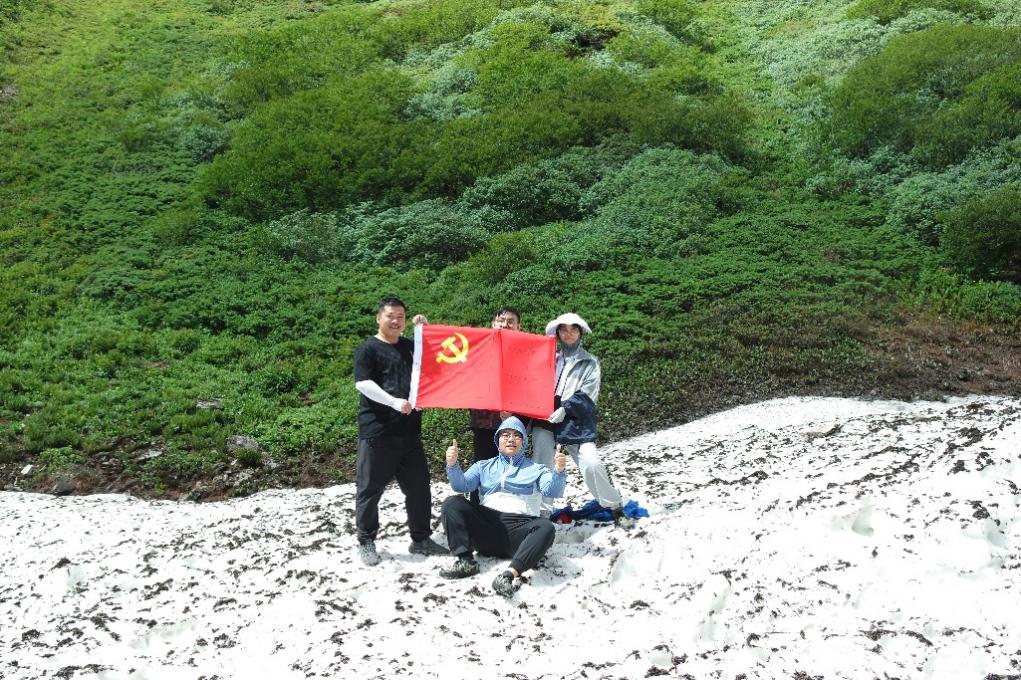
[203,69,431,220]
[845,0,991,24]
[265,209,345,263]
[635,0,707,46]
[206,6,744,220]
[253,403,345,454]
[456,227,551,288]
[885,139,1021,244]
[351,199,494,270]
[0,0,44,30]
[916,63,1021,166]
[234,446,262,468]
[828,25,1021,165]
[558,148,731,268]
[23,409,83,453]
[152,204,206,246]
[940,185,1021,282]
[181,121,230,162]
[458,161,587,229]
[141,450,222,488]
[39,446,84,470]
[913,269,1021,322]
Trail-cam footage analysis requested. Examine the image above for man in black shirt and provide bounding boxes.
[353,297,447,566]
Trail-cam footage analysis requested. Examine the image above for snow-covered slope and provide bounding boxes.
[2,396,1019,679]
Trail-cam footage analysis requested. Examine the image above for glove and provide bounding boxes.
[547,407,566,424]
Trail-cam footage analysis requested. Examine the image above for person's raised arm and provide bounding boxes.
[446,439,481,493]
[538,445,568,498]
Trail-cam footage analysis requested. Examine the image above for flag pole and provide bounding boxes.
[409,321,424,409]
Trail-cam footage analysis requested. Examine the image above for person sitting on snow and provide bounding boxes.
[440,416,567,597]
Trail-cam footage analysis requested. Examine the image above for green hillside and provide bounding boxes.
[1,0,1019,498]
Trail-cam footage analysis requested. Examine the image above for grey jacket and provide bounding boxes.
[554,343,600,444]
[555,343,601,403]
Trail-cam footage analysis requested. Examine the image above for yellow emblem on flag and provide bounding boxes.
[436,333,469,364]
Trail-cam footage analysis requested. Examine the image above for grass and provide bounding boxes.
[1,0,1018,497]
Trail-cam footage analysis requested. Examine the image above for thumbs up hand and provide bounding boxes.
[553,444,567,473]
[446,439,460,467]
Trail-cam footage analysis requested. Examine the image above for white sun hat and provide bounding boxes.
[544,312,592,336]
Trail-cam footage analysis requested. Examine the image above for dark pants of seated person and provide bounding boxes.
[468,428,499,506]
[441,495,556,575]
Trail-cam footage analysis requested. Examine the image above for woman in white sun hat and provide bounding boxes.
[531,312,634,529]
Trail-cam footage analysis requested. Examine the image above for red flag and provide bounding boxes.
[410,324,555,419]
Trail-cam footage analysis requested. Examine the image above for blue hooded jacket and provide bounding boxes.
[447,417,566,509]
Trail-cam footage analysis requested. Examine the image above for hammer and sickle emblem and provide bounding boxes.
[436,333,470,364]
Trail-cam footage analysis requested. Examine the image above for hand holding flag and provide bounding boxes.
[410,324,555,418]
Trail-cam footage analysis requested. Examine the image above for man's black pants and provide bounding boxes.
[355,435,432,545]
[441,495,555,575]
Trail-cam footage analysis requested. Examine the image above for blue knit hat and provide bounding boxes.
[493,416,528,453]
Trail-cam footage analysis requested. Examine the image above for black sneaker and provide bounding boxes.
[491,570,518,597]
[612,508,636,530]
[409,537,448,556]
[439,558,480,579]
[357,541,381,566]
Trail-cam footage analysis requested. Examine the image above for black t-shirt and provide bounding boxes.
[354,336,422,439]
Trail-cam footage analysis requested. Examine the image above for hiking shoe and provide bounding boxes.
[492,570,518,598]
[409,537,448,556]
[358,541,381,567]
[613,508,636,530]
[439,558,480,579]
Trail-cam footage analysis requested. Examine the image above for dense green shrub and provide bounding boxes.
[350,199,495,270]
[940,185,1021,282]
[22,409,83,453]
[556,148,732,268]
[913,269,1021,321]
[634,0,707,46]
[885,138,1021,243]
[141,450,223,489]
[222,0,537,112]
[265,209,344,263]
[916,63,1021,166]
[252,403,348,454]
[38,446,84,470]
[206,5,746,220]
[0,0,46,30]
[845,0,991,24]
[203,69,430,219]
[828,24,1021,165]
[221,11,381,111]
[151,204,207,246]
[458,158,593,229]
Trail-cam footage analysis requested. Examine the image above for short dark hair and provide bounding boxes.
[493,306,521,321]
[377,296,407,314]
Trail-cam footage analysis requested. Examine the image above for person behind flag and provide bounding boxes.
[353,296,448,566]
[440,416,568,597]
[411,306,530,505]
[466,306,526,504]
[532,312,636,529]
